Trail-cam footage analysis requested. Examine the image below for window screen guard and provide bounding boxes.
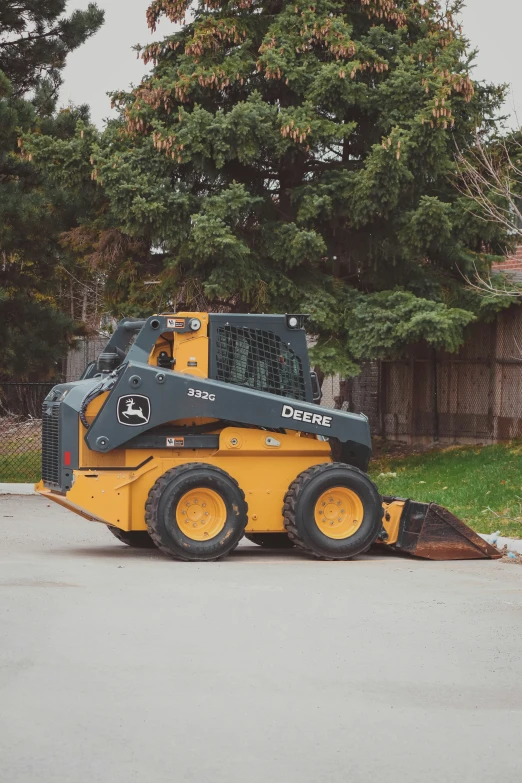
[214,325,307,402]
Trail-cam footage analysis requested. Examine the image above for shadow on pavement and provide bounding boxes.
[47,542,388,563]
[49,545,164,560]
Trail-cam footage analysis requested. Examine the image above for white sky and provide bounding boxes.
[59,0,522,128]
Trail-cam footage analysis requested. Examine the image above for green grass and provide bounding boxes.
[0,452,41,483]
[369,442,522,539]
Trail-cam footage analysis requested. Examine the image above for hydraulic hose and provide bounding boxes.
[79,364,126,429]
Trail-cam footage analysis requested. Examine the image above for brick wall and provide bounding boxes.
[492,245,522,281]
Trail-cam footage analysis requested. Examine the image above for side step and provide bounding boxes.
[382,498,501,560]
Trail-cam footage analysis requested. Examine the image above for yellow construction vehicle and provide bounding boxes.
[36,312,499,561]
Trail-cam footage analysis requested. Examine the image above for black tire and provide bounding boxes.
[106,525,157,549]
[244,533,295,549]
[283,463,383,560]
[145,463,248,561]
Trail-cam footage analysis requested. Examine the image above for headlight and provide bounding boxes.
[287,314,304,329]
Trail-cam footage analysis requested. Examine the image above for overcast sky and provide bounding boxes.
[59,0,521,128]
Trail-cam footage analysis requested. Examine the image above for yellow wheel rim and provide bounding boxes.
[176,488,227,541]
[314,487,364,540]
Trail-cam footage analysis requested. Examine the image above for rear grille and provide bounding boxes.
[41,402,61,485]
[215,325,307,401]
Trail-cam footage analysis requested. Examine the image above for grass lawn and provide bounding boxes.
[370,442,522,539]
[0,452,41,483]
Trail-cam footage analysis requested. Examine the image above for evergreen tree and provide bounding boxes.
[0,2,104,379]
[30,1,513,374]
[0,1,104,97]
[87,0,509,373]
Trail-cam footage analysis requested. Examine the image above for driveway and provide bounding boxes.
[1,495,521,783]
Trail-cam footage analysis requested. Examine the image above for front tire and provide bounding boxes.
[283,463,382,560]
[145,463,248,561]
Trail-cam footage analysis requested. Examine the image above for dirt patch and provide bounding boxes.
[499,546,522,565]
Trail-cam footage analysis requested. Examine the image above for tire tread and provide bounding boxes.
[283,462,381,560]
[145,463,247,561]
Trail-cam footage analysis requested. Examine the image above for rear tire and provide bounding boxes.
[283,463,382,560]
[145,463,248,561]
[244,533,294,549]
[106,525,156,549]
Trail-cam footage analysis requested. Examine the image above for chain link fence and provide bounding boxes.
[0,383,56,482]
[0,336,106,483]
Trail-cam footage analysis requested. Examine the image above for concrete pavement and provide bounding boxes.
[1,495,521,783]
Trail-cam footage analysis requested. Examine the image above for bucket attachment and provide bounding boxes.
[381,498,501,560]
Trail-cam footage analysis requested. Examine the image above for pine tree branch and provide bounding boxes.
[0,27,63,48]
[459,263,522,299]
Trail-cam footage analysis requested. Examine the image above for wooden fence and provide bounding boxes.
[347,306,522,443]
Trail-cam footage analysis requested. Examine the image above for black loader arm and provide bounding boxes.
[81,318,147,379]
[84,361,372,470]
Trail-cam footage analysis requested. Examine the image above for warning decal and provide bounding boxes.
[166,437,185,447]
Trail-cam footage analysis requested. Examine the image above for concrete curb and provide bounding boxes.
[479,532,522,555]
[0,483,36,495]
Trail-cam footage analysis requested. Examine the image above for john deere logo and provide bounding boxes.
[117,395,151,426]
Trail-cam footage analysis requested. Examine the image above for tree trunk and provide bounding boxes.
[81,287,88,323]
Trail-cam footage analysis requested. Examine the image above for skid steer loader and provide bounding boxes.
[36,312,499,561]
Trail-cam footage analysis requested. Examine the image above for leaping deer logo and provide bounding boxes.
[122,398,148,422]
